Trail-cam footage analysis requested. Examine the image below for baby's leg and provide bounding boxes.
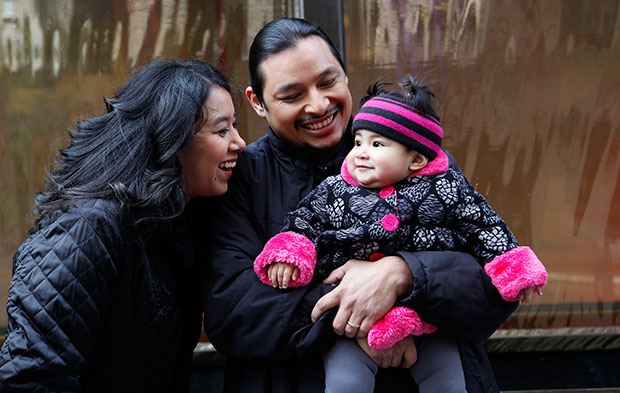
[410,332,467,393]
[323,337,378,393]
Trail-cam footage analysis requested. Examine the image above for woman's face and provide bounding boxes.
[179,87,246,199]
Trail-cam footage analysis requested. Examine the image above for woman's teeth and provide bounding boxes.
[218,161,236,170]
[304,114,335,130]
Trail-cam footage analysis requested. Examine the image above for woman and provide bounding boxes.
[0,59,245,392]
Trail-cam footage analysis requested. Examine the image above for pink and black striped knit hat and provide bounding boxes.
[351,94,443,160]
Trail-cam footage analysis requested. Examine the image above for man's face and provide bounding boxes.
[247,36,352,152]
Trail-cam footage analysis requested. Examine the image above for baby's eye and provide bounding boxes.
[372,141,384,147]
[354,139,362,146]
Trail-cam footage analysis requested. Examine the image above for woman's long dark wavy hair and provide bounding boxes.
[31,59,230,233]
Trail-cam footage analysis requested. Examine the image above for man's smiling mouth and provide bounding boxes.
[298,108,338,131]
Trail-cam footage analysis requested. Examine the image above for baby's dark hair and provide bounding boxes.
[353,73,443,160]
[359,74,438,120]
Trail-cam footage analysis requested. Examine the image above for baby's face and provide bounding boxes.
[347,129,426,189]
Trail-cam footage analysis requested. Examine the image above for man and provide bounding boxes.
[194,17,516,393]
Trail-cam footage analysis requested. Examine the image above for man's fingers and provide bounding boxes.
[311,288,340,323]
[379,356,390,368]
[343,318,361,338]
[389,350,401,368]
[322,265,346,285]
[401,337,418,368]
[332,305,353,336]
[357,318,372,338]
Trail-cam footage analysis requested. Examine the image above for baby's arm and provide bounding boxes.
[267,262,301,289]
[254,231,316,287]
[446,170,547,302]
[254,181,332,288]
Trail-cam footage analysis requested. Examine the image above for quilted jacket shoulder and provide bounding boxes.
[0,199,200,392]
[0,200,125,390]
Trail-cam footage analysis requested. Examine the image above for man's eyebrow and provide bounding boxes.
[274,66,340,94]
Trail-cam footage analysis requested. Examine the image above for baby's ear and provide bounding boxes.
[409,152,428,171]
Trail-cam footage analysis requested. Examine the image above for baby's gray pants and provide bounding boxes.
[323,332,467,393]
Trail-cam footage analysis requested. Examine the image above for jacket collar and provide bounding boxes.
[267,127,300,160]
[267,122,354,178]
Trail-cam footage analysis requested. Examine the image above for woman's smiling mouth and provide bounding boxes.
[218,160,237,171]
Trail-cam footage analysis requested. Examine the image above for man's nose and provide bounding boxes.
[304,88,329,115]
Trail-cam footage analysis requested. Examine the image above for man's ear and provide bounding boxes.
[246,87,267,118]
[409,152,428,171]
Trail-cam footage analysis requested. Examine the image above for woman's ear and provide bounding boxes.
[246,87,267,118]
[409,152,428,171]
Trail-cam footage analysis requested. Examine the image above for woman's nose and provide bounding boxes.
[231,129,246,151]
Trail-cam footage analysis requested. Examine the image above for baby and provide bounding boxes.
[254,75,547,393]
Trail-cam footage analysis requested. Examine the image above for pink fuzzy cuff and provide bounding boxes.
[484,246,548,302]
[367,307,437,350]
[254,232,317,287]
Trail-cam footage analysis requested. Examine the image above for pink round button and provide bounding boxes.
[369,253,385,262]
[381,214,399,231]
[379,185,395,199]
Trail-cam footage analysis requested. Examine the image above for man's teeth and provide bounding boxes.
[304,114,335,130]
[218,161,236,170]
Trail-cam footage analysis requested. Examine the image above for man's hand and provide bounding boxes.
[311,256,414,338]
[356,335,417,368]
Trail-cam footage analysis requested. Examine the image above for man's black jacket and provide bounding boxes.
[192,128,517,393]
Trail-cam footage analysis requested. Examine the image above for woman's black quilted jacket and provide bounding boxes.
[0,199,201,392]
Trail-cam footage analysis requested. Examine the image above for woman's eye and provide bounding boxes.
[217,128,229,135]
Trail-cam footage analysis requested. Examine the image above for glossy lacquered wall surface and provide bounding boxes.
[0,0,300,327]
[1,0,619,331]
[343,0,620,330]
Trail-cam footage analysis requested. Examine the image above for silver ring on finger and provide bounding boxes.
[346,321,360,329]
